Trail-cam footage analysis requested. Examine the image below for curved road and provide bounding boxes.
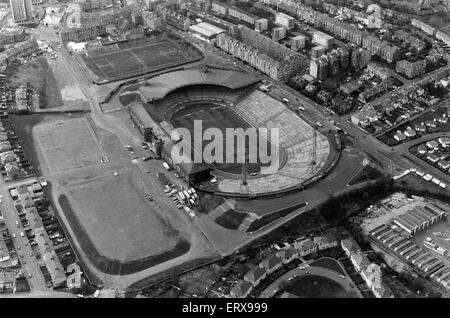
[259,262,362,298]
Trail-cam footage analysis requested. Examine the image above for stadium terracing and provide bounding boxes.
[121,67,333,198]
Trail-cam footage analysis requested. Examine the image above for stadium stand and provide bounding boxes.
[213,90,330,195]
[121,67,331,196]
[137,68,261,102]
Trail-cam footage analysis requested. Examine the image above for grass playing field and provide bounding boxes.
[64,172,184,261]
[283,275,351,298]
[33,117,106,173]
[83,40,189,80]
[170,103,270,174]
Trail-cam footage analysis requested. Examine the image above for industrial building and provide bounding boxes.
[188,22,225,42]
[369,219,450,291]
[394,205,447,235]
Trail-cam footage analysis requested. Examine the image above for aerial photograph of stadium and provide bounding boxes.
[1,0,450,305]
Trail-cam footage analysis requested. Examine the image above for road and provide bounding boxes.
[0,290,77,298]
[395,131,450,184]
[16,20,449,292]
[259,260,362,298]
[0,177,48,292]
[209,43,410,175]
[25,25,221,290]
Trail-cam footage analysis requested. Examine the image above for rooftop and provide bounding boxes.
[188,22,225,38]
[137,68,260,102]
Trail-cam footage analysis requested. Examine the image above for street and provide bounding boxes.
[0,177,48,291]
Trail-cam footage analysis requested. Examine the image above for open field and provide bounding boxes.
[309,258,346,276]
[60,171,190,274]
[10,113,196,277]
[33,117,106,173]
[8,56,88,111]
[348,165,385,186]
[283,274,350,298]
[82,40,190,81]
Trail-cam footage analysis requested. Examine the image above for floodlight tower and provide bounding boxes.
[307,129,317,174]
[242,161,248,186]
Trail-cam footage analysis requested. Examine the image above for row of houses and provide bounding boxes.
[230,233,338,297]
[211,0,258,25]
[79,5,142,27]
[358,78,392,104]
[0,270,16,293]
[396,59,427,80]
[0,121,25,180]
[411,18,450,49]
[9,183,67,288]
[216,25,308,82]
[60,23,107,43]
[0,38,39,67]
[259,0,400,63]
[341,238,394,298]
[0,27,29,46]
[393,30,426,52]
[418,137,450,179]
[351,67,450,129]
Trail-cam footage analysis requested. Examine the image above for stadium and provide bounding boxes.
[120,66,334,198]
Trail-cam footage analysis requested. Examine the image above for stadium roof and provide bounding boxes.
[137,68,261,102]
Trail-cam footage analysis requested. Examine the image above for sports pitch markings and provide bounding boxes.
[85,40,188,79]
[34,117,106,174]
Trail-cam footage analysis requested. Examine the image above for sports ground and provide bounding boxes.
[170,103,272,174]
[82,40,192,81]
[15,114,192,275]
[33,117,106,173]
[60,171,189,274]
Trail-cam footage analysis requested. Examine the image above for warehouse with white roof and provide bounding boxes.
[188,22,225,42]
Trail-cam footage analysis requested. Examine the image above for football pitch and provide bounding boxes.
[83,40,189,80]
[170,103,270,174]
